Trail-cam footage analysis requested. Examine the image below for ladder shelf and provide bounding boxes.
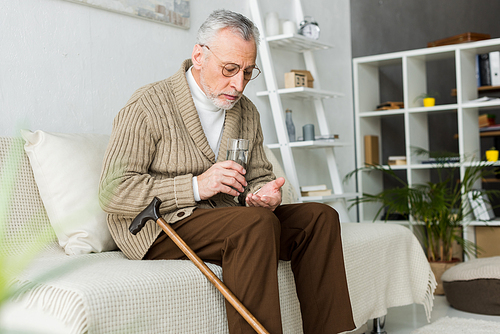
[250,0,352,219]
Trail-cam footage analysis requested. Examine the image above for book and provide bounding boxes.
[301,189,332,197]
[490,51,500,86]
[421,157,460,164]
[480,124,500,132]
[296,134,339,141]
[300,184,327,192]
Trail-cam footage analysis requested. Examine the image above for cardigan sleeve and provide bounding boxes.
[98,101,196,218]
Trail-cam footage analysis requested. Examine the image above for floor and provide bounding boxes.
[363,295,500,334]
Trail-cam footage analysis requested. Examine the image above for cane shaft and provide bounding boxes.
[156,217,269,334]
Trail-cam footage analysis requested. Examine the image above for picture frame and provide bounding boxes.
[468,190,496,221]
[64,0,190,29]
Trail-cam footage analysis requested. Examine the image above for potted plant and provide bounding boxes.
[414,91,440,107]
[345,148,500,294]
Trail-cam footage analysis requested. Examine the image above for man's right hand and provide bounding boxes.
[197,161,247,200]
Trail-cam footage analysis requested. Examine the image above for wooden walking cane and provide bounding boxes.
[129,197,270,334]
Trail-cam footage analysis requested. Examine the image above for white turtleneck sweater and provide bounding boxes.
[186,66,226,201]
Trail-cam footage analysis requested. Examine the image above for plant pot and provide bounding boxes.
[429,260,460,295]
[423,97,435,107]
[486,149,499,162]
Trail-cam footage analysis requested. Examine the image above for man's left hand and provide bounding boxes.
[245,177,285,211]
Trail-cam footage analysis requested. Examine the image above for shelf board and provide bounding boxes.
[462,99,500,109]
[300,192,360,202]
[451,86,500,97]
[266,140,348,150]
[358,104,458,117]
[468,218,500,226]
[480,130,500,137]
[256,86,343,99]
[482,178,500,183]
[478,85,500,92]
[358,109,405,117]
[407,104,458,113]
[266,33,333,52]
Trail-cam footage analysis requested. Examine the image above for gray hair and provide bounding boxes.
[197,9,260,49]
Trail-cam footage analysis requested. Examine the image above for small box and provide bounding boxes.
[479,114,496,127]
[285,72,307,88]
[364,135,379,165]
[476,226,500,258]
[291,70,314,88]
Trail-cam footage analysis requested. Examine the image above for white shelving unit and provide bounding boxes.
[250,0,355,214]
[353,38,500,255]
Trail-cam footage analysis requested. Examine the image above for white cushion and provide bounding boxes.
[21,130,116,255]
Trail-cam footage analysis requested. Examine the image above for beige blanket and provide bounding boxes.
[10,222,435,333]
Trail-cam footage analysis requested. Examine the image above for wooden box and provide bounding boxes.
[476,226,500,258]
[427,32,490,48]
[285,72,307,88]
[364,135,379,165]
[291,70,314,88]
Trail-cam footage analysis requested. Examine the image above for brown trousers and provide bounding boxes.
[144,202,355,334]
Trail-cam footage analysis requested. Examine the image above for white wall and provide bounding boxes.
[0,0,356,198]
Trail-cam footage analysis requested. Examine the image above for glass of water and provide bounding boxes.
[226,138,249,170]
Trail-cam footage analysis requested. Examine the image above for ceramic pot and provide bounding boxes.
[486,149,499,162]
[265,12,280,36]
[423,97,435,107]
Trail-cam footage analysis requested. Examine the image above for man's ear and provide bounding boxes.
[191,44,204,70]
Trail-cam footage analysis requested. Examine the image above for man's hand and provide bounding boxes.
[245,177,285,211]
[197,161,247,200]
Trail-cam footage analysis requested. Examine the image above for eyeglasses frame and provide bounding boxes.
[199,44,261,81]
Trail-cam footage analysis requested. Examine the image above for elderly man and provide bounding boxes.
[99,9,355,334]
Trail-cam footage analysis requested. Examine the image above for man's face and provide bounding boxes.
[192,28,257,110]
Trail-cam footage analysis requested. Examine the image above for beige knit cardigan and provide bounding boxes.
[98,59,275,260]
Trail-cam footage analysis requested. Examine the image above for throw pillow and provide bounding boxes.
[21,130,117,255]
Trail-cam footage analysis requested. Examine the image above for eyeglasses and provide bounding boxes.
[200,44,261,81]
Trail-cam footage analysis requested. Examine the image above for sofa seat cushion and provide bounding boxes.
[13,248,302,334]
[442,256,500,315]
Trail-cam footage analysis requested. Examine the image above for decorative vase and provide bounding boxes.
[429,260,460,295]
[265,12,280,36]
[423,97,435,107]
[285,109,296,142]
[282,20,296,35]
[486,149,499,162]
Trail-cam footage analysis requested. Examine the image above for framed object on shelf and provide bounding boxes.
[469,191,496,221]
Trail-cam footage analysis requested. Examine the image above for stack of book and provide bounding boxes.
[477,51,500,87]
[296,134,339,141]
[300,184,332,197]
[388,156,407,165]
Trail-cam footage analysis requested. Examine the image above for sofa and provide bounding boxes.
[0,131,436,334]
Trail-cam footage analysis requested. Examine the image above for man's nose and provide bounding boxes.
[230,70,247,92]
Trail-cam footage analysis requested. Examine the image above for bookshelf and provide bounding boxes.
[353,38,500,258]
